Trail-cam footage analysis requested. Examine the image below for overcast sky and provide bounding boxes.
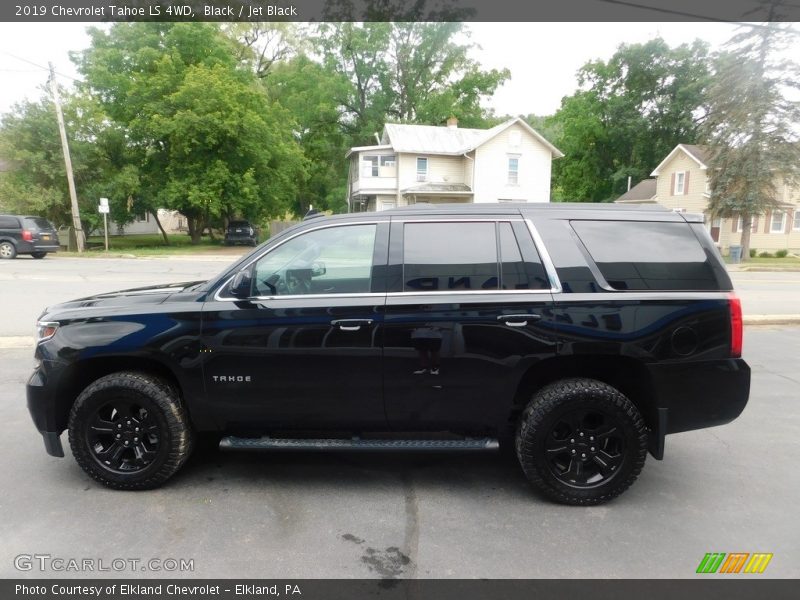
[0,21,793,119]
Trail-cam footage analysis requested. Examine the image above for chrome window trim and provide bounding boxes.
[213,221,381,302]
[524,218,562,293]
[386,289,551,298]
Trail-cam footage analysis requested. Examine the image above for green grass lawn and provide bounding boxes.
[59,234,247,256]
[724,255,800,269]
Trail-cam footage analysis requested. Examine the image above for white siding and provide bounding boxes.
[397,153,466,190]
[472,123,552,203]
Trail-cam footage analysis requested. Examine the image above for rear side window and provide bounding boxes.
[0,216,20,229]
[404,222,497,291]
[571,220,719,291]
[401,221,550,292]
[23,217,52,230]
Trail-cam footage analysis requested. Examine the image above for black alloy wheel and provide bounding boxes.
[516,378,648,505]
[86,399,162,473]
[543,408,625,488]
[68,372,194,490]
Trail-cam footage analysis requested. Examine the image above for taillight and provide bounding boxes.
[729,293,743,358]
[22,230,33,241]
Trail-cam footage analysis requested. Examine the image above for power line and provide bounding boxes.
[1,51,83,83]
[593,0,800,32]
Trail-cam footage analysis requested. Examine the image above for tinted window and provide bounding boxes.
[23,217,53,230]
[571,220,719,291]
[0,216,20,229]
[499,222,549,290]
[403,222,498,291]
[251,224,376,296]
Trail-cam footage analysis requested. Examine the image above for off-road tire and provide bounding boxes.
[516,378,647,505]
[68,372,194,490]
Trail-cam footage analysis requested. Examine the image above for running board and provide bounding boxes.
[219,436,499,452]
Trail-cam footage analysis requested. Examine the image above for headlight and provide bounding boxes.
[36,321,59,343]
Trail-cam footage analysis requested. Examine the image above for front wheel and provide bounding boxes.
[68,372,194,490]
[516,378,647,505]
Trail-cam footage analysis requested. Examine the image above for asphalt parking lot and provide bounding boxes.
[1,323,798,578]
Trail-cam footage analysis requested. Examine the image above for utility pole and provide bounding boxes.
[49,62,85,253]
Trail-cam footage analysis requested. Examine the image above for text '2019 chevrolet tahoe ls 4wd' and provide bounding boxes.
[27,204,749,504]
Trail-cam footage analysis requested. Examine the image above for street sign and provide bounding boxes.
[98,205,110,214]
[99,197,109,207]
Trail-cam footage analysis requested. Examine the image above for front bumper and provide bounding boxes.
[27,365,65,457]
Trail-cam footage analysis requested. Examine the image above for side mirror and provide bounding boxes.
[311,261,326,277]
[229,269,253,299]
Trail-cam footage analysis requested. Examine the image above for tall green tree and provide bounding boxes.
[74,22,307,242]
[550,38,710,201]
[314,22,508,144]
[700,15,800,261]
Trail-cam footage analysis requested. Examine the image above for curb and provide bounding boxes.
[743,315,800,326]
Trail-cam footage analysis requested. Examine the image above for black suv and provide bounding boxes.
[224,220,258,246]
[26,204,749,504]
[0,214,60,259]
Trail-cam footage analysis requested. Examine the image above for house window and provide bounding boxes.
[508,157,519,185]
[794,210,800,231]
[771,211,786,233]
[380,156,395,167]
[734,216,758,233]
[135,212,149,223]
[362,156,379,177]
[704,178,711,195]
[674,171,686,195]
[416,157,428,182]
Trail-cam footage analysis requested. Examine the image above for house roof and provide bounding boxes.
[651,143,714,176]
[615,179,657,203]
[345,117,563,158]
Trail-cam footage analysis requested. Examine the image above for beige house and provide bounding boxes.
[617,144,800,253]
[346,117,563,211]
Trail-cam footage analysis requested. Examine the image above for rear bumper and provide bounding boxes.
[648,358,750,435]
[16,240,60,253]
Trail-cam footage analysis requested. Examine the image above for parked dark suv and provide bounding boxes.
[0,214,60,259]
[224,220,258,246]
[26,204,749,504]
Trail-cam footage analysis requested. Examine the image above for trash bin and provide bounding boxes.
[729,245,742,264]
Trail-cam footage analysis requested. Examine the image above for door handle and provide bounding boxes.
[497,314,542,327]
[331,319,374,331]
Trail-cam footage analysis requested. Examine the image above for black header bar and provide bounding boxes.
[3,0,800,23]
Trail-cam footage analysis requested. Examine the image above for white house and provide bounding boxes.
[346,117,563,211]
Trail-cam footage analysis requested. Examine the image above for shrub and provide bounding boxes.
[758,251,773,258]
[749,248,757,258]
[775,249,788,258]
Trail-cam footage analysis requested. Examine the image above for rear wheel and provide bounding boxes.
[68,372,194,490]
[31,251,47,259]
[516,378,647,505]
[0,241,16,259]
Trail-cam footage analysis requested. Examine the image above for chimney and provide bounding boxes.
[446,116,458,129]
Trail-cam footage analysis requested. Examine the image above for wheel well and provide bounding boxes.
[55,356,184,431]
[510,356,658,432]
